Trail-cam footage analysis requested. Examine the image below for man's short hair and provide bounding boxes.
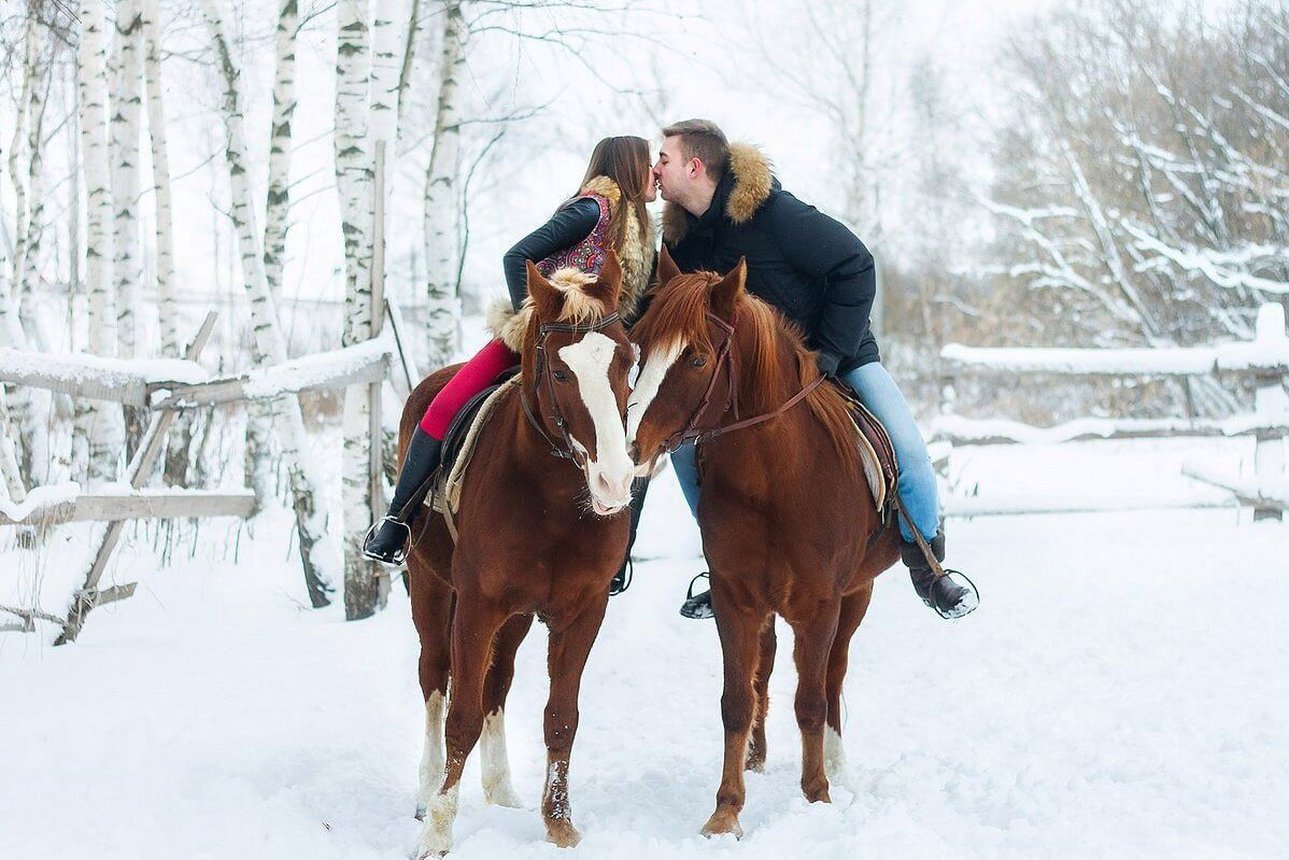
[661,119,729,181]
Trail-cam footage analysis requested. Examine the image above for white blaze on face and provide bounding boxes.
[557,332,633,513]
[626,338,685,449]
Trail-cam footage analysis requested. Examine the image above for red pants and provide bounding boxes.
[419,338,519,439]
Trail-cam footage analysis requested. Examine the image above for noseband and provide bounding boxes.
[520,312,623,467]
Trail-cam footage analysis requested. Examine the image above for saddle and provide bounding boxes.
[830,380,900,520]
[427,367,520,518]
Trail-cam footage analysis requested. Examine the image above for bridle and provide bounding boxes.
[653,311,824,456]
[520,312,623,468]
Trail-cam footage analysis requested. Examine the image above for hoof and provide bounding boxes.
[803,786,832,804]
[414,805,426,821]
[545,818,582,848]
[483,780,523,809]
[744,755,765,773]
[701,809,743,840]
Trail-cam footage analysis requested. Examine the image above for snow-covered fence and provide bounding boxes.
[0,310,404,643]
[934,303,1289,519]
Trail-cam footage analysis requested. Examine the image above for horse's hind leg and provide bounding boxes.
[479,613,534,808]
[745,618,777,773]
[541,593,610,848]
[702,587,770,839]
[824,585,874,790]
[788,601,843,804]
[414,594,509,859]
[410,564,454,821]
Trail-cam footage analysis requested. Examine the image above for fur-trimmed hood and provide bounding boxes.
[662,143,774,245]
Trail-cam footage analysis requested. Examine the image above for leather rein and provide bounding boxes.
[658,312,824,455]
[520,312,623,467]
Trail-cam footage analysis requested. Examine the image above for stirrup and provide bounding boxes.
[609,558,633,597]
[679,572,714,620]
[362,517,412,567]
[928,568,980,620]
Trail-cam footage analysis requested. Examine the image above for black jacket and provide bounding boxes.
[662,145,878,375]
[502,197,601,311]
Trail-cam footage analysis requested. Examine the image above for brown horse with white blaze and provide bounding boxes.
[401,254,635,856]
[627,249,903,839]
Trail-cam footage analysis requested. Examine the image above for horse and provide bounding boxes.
[625,248,903,839]
[400,254,636,856]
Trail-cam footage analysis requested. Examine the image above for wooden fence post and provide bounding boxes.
[1252,303,1288,522]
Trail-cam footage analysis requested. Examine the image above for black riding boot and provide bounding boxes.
[904,530,978,619]
[610,478,650,596]
[362,426,443,566]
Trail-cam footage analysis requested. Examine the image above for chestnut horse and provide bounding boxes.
[627,250,902,839]
[401,256,635,856]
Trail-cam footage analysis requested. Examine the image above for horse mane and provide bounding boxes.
[518,269,615,384]
[634,269,862,478]
[733,294,863,479]
[630,271,720,359]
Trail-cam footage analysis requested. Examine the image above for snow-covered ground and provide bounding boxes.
[3,441,1288,859]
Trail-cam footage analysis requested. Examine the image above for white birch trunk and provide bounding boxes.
[371,0,403,145]
[110,0,144,361]
[141,0,177,356]
[422,0,464,369]
[336,0,381,619]
[396,0,422,138]
[76,0,123,484]
[247,0,302,500]
[203,0,334,607]
[264,0,299,303]
[0,389,26,503]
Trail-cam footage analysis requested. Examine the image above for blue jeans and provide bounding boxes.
[670,361,939,543]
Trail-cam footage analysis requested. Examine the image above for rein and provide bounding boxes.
[521,312,622,466]
[660,311,824,452]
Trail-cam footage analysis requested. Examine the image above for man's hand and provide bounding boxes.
[815,351,841,379]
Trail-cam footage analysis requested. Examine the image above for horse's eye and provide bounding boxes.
[690,355,707,368]
[552,370,569,382]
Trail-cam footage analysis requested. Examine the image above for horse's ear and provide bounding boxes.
[657,245,682,289]
[586,249,623,312]
[711,257,747,319]
[526,260,561,321]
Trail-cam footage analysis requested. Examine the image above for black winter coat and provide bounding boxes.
[663,147,878,375]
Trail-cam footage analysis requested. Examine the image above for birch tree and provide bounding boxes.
[335,0,383,619]
[74,0,123,483]
[141,0,177,357]
[203,0,335,607]
[109,0,143,362]
[422,0,464,369]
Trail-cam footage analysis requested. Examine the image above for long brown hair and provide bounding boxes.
[576,135,652,255]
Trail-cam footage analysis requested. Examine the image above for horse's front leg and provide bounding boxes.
[413,595,508,859]
[789,600,843,804]
[479,613,534,808]
[745,619,777,773]
[702,584,770,839]
[541,591,610,848]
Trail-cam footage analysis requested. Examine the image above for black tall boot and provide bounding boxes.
[903,530,978,619]
[610,477,650,596]
[363,426,443,566]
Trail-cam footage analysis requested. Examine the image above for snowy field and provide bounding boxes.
[3,440,1288,860]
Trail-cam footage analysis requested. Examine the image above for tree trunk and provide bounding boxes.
[76,0,124,485]
[141,0,177,357]
[203,0,334,607]
[422,0,464,369]
[336,0,383,620]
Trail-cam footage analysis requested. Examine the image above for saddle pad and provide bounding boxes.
[833,383,899,517]
[427,378,519,516]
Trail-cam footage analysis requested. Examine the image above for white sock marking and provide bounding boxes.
[416,691,445,815]
[480,708,522,807]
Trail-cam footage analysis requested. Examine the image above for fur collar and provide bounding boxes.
[662,143,773,244]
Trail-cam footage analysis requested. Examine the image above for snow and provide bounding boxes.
[0,346,210,389]
[939,343,1219,375]
[241,336,395,400]
[2,437,1288,858]
[0,480,79,522]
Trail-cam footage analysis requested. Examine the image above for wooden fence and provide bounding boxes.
[933,302,1289,519]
